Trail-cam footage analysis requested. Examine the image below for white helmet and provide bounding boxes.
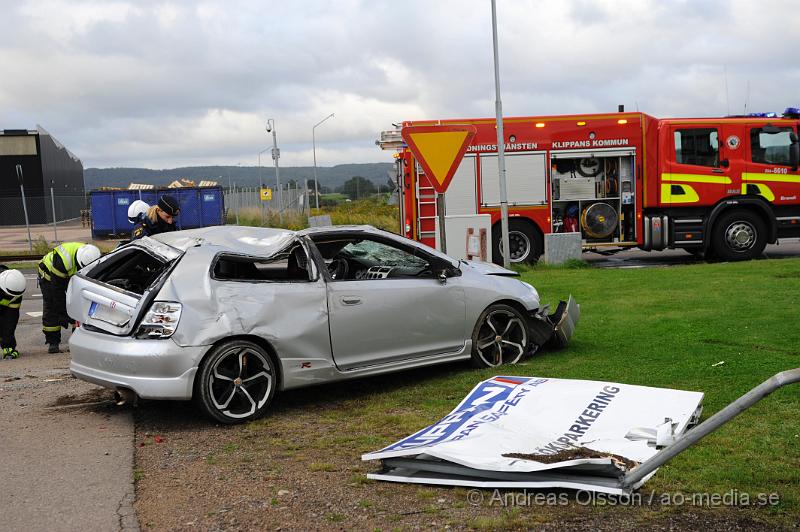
[0,269,27,296]
[128,200,149,224]
[76,244,101,268]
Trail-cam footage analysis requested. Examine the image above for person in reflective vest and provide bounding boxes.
[0,266,27,359]
[131,195,180,241]
[38,243,101,353]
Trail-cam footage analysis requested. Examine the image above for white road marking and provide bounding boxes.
[26,311,43,317]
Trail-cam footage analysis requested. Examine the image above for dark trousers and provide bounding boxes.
[0,305,19,349]
[40,277,70,344]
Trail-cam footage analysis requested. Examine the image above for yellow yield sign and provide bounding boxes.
[401,125,477,193]
[260,188,273,201]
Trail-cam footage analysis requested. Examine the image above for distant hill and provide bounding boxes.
[84,164,394,192]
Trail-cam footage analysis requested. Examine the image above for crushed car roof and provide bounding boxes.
[149,225,389,255]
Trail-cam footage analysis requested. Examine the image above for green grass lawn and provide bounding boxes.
[516,258,799,508]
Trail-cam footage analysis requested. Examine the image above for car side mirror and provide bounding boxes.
[790,133,799,171]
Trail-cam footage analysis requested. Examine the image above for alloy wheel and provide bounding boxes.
[474,309,528,367]
[208,345,274,420]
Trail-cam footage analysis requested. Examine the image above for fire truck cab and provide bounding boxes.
[378,110,800,263]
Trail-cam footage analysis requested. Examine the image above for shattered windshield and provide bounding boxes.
[341,240,428,268]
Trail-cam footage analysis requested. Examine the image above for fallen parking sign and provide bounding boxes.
[363,376,704,494]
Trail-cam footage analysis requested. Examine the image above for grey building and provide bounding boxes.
[0,126,85,226]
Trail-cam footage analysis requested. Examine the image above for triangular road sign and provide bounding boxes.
[402,125,477,193]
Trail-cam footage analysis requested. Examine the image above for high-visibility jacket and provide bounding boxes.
[0,292,21,309]
[39,242,85,281]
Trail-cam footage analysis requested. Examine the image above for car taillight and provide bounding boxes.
[135,301,182,339]
[405,218,411,235]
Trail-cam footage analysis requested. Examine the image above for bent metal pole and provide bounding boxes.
[491,0,511,269]
[622,367,800,490]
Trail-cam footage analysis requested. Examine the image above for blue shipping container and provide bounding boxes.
[90,187,225,238]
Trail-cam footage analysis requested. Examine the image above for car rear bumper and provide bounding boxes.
[69,327,207,400]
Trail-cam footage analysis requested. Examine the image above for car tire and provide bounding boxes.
[470,304,530,368]
[710,209,767,261]
[492,220,543,265]
[195,340,277,424]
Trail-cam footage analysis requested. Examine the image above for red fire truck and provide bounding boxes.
[378,109,800,263]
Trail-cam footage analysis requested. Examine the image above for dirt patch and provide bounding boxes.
[132,395,784,531]
[503,447,639,469]
[49,387,113,408]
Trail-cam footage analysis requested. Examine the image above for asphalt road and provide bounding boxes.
[583,238,800,268]
[0,271,137,532]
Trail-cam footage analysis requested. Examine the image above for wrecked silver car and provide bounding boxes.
[66,225,579,423]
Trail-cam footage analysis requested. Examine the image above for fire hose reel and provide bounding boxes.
[581,202,619,238]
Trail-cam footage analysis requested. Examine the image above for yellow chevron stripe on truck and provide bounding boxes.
[741,183,775,201]
[741,172,800,183]
[661,183,699,203]
[661,173,732,184]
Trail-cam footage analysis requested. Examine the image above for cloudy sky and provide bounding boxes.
[2,0,799,169]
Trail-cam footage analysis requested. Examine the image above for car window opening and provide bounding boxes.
[213,245,311,282]
[311,236,432,281]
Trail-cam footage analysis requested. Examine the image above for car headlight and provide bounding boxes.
[136,301,182,339]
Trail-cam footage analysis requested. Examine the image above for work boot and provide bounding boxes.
[2,347,20,359]
[48,343,61,354]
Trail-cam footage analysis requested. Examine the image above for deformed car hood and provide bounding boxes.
[462,260,519,277]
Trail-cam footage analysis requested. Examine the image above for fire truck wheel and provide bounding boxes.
[492,220,543,265]
[470,303,530,368]
[710,209,767,261]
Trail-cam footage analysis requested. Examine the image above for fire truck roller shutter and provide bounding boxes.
[480,152,548,206]
[491,219,543,265]
[443,155,478,216]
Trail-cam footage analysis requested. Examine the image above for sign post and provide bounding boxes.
[401,125,477,256]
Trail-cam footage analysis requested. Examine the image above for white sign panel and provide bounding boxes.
[363,376,703,493]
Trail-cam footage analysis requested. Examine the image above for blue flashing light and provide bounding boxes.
[783,107,800,117]
[747,112,778,118]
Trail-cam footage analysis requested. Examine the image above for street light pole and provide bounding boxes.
[312,113,334,210]
[266,119,282,223]
[491,0,511,268]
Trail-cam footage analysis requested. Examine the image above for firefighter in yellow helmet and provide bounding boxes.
[0,265,27,359]
[38,243,101,353]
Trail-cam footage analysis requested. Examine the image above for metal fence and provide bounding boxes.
[222,184,306,225]
[1,191,89,249]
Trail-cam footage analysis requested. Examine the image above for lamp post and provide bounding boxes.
[266,119,282,223]
[312,113,334,210]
